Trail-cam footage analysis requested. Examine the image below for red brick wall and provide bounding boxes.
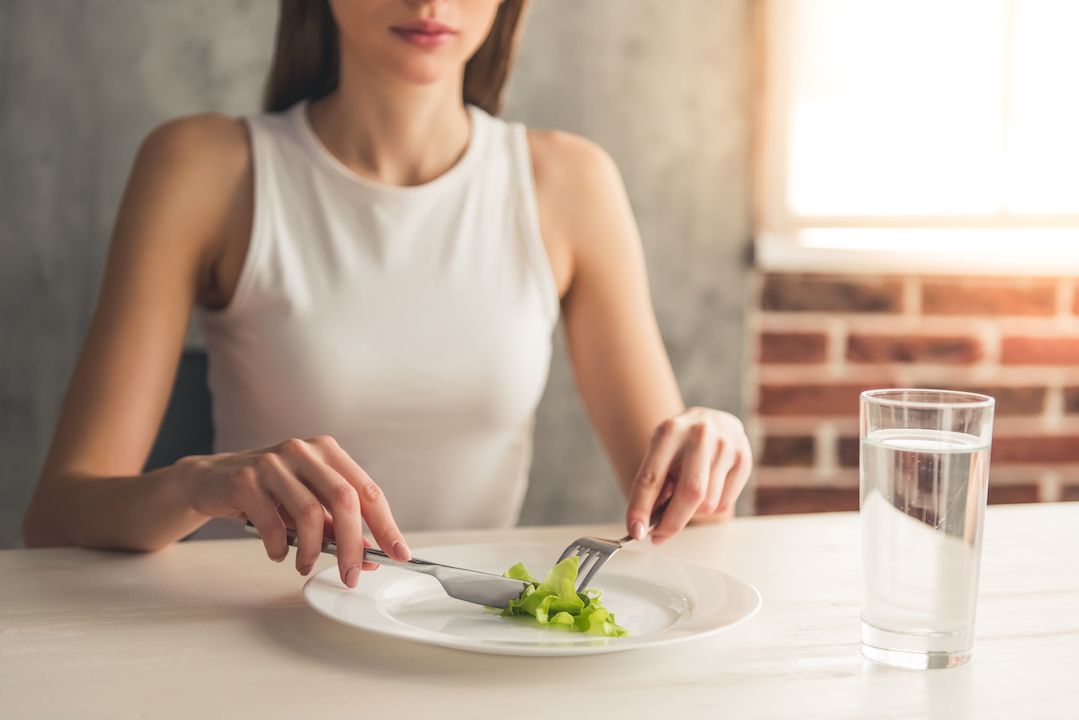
[749,272,1079,514]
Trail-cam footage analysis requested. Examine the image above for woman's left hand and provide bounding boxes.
[625,407,753,544]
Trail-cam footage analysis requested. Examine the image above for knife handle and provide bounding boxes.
[650,493,673,529]
[243,521,418,572]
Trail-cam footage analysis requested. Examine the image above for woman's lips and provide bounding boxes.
[390,21,457,48]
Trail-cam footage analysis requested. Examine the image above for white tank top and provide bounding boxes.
[196,102,559,531]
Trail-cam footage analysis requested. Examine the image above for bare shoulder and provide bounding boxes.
[525,129,621,197]
[118,114,254,294]
[127,113,252,225]
[525,129,636,272]
[135,113,251,184]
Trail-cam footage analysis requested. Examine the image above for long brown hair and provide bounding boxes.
[263,0,529,115]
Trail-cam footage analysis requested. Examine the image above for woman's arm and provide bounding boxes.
[529,131,753,542]
[22,116,251,550]
[21,117,412,585]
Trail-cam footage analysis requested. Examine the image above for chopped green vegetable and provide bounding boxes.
[504,562,539,584]
[498,557,628,637]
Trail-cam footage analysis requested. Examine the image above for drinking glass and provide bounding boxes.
[860,389,995,669]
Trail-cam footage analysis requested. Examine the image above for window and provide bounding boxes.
[757,0,1079,274]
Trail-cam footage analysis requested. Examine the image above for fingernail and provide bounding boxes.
[393,540,412,562]
[630,520,645,540]
[299,564,313,576]
[652,535,668,546]
[345,566,360,588]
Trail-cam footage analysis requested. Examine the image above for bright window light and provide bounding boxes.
[1007,0,1079,213]
[763,0,1079,231]
[785,0,1007,216]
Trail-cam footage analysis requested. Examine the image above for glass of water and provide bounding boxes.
[860,389,995,670]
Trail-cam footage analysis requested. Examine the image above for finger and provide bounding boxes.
[258,452,325,577]
[279,439,365,587]
[653,423,714,543]
[715,443,752,516]
[655,477,677,512]
[242,488,288,563]
[310,435,411,562]
[324,515,380,571]
[626,420,681,539]
[700,451,724,515]
[362,537,380,572]
[702,440,737,515]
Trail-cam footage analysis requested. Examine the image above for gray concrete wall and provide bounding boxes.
[0,0,752,547]
[509,1,753,524]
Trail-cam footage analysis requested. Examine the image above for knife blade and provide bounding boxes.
[243,521,531,608]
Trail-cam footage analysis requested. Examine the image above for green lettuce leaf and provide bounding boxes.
[503,562,539,584]
[498,557,628,637]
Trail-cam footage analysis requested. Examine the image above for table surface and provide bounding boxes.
[2,503,1077,719]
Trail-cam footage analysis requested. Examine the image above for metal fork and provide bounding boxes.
[558,495,672,592]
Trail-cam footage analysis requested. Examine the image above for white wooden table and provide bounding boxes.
[2,503,1077,719]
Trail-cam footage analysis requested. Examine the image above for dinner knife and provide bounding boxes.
[243,521,531,608]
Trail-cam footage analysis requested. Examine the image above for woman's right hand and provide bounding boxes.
[173,435,410,588]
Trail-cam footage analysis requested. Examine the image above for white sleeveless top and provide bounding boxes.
[196,102,559,531]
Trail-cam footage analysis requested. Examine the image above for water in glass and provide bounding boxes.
[860,427,990,669]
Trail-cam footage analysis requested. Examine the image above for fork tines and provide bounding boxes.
[558,536,621,592]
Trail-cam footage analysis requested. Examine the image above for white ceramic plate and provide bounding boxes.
[303,542,761,656]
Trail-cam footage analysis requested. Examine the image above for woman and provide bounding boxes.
[22,0,752,589]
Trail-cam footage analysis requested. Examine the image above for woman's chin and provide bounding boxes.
[392,72,456,91]
[381,54,464,88]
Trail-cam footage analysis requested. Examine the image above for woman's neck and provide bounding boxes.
[306,64,472,188]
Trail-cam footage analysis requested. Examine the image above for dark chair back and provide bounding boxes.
[143,349,214,471]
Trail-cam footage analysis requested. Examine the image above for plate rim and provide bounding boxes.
[303,541,762,656]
